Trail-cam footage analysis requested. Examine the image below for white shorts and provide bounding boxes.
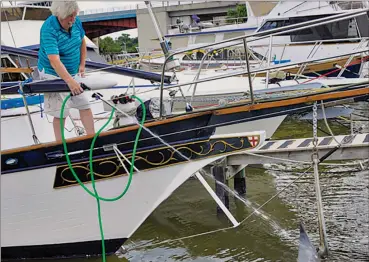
[39,70,91,118]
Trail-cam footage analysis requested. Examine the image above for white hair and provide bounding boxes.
[50,1,79,19]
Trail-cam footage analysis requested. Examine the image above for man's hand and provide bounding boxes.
[67,78,84,96]
[78,65,85,77]
[48,54,84,95]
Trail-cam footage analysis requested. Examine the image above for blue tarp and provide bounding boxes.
[1,95,44,109]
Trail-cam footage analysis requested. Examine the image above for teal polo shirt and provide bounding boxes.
[37,15,85,77]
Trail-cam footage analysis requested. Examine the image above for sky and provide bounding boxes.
[77,1,139,10]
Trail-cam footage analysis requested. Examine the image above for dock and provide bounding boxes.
[204,132,368,198]
[226,133,369,166]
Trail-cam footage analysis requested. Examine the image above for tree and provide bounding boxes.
[226,3,247,24]
[98,36,122,54]
[116,33,138,53]
[98,33,139,54]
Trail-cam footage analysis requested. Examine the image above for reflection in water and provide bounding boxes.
[267,162,368,262]
[125,172,298,262]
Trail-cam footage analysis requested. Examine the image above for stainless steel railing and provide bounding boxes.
[157,8,369,117]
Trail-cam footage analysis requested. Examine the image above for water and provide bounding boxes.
[118,103,368,262]
[25,103,369,262]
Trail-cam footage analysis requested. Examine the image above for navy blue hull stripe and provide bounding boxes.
[1,238,127,260]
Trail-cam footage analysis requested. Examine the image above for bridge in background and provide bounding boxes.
[80,9,137,39]
[79,2,210,39]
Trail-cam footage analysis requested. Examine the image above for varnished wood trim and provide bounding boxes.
[214,87,369,116]
[251,41,362,48]
[0,67,33,74]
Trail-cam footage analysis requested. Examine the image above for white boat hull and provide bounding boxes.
[1,131,266,258]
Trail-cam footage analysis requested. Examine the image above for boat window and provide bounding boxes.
[289,15,360,42]
[1,57,26,82]
[257,19,290,35]
[258,14,361,41]
[1,7,24,21]
[355,13,369,37]
[24,7,52,20]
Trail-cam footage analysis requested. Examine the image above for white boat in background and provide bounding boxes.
[147,1,369,73]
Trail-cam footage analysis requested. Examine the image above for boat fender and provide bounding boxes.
[185,103,193,112]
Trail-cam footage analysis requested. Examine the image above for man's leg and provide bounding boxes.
[53,117,67,141]
[44,92,69,142]
[79,108,95,135]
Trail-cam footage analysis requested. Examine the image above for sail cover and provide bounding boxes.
[1,45,173,84]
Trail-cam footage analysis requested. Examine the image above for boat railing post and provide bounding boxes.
[19,82,40,145]
[338,38,366,77]
[159,56,169,118]
[279,43,287,64]
[265,35,273,89]
[206,53,213,70]
[252,48,269,84]
[189,48,216,106]
[295,40,321,80]
[243,38,254,104]
[129,77,136,95]
[22,6,27,20]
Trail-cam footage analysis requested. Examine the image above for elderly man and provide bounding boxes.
[38,1,95,141]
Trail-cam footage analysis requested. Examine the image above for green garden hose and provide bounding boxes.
[60,94,146,261]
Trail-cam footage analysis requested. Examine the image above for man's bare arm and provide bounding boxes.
[80,38,87,70]
[48,54,83,95]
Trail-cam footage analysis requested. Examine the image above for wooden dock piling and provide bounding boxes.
[234,168,246,196]
[212,160,229,215]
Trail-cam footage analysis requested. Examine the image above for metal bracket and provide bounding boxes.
[103,143,117,152]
